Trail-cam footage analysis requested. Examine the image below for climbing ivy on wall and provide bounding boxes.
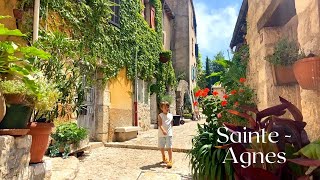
[17,0,176,112]
[36,0,175,82]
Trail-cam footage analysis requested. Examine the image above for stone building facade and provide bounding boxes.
[165,0,198,92]
[231,0,320,141]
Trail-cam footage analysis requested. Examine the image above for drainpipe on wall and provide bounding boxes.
[134,47,138,126]
[33,0,40,42]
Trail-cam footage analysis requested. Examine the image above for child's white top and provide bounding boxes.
[158,112,173,137]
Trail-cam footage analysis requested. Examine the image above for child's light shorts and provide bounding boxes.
[158,136,173,148]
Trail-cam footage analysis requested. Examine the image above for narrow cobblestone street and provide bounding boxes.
[51,119,205,179]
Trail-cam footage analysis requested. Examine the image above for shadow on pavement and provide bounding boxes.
[140,162,165,170]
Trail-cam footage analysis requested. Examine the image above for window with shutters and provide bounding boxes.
[110,0,120,27]
[150,6,156,29]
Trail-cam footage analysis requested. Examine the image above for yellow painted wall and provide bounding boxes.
[0,0,26,44]
[108,68,133,110]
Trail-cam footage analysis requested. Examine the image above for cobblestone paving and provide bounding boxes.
[108,119,206,150]
[58,118,205,179]
[76,147,192,180]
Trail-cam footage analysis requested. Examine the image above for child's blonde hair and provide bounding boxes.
[160,101,170,108]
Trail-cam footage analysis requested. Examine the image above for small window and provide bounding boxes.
[192,38,194,56]
[110,0,120,27]
[150,6,156,29]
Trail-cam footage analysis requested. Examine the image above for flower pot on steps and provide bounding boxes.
[28,122,54,163]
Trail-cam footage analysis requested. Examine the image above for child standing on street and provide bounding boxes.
[158,101,173,168]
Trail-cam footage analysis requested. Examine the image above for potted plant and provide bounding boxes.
[293,53,320,90]
[28,75,61,163]
[265,38,303,85]
[0,80,36,130]
[49,122,88,159]
[0,17,50,130]
[159,50,172,63]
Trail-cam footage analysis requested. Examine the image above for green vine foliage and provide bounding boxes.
[19,0,176,117]
[38,0,175,82]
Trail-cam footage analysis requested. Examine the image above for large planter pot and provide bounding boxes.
[0,104,33,129]
[272,65,297,85]
[28,122,54,163]
[293,57,320,90]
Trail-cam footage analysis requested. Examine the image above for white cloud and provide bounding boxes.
[194,2,239,59]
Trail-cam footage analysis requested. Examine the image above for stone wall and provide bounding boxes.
[166,0,196,91]
[0,135,51,180]
[163,10,172,50]
[246,0,301,112]
[138,103,151,131]
[0,135,31,179]
[295,0,320,141]
[246,0,320,141]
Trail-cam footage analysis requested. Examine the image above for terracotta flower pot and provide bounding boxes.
[293,57,320,90]
[28,122,54,163]
[272,65,297,85]
[159,55,169,63]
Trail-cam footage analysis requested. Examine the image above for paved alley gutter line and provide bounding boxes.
[104,143,190,153]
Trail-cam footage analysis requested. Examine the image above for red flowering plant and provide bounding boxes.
[220,77,256,126]
[195,78,256,126]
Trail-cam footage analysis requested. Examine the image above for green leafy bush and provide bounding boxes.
[49,122,88,158]
[189,121,234,180]
[265,38,305,66]
[183,113,192,119]
[0,80,36,105]
[33,74,61,122]
[0,80,33,96]
[0,16,50,92]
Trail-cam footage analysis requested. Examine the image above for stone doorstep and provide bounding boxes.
[115,126,142,132]
[104,143,190,153]
[88,142,104,150]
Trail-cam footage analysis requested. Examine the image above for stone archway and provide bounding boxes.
[175,80,189,116]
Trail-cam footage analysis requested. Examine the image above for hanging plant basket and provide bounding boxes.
[159,50,172,63]
[13,9,23,20]
[293,56,320,90]
[272,65,297,86]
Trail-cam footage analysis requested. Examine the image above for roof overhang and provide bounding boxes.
[257,0,296,31]
[230,0,248,49]
[163,0,175,19]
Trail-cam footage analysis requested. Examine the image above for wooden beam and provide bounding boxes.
[257,0,282,31]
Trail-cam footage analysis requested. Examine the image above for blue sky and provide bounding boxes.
[194,0,243,62]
